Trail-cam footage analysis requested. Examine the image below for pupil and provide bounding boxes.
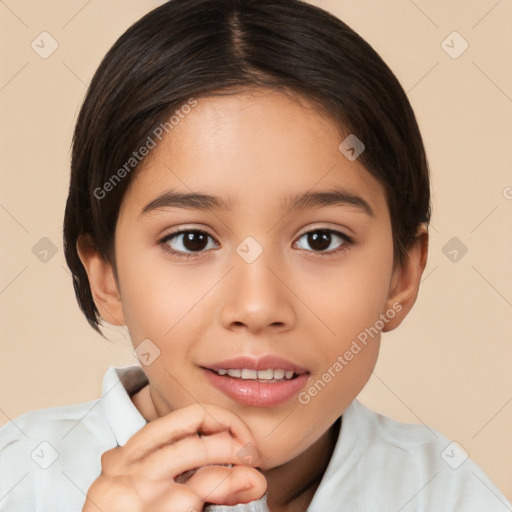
[309,230,331,251]
[184,232,207,251]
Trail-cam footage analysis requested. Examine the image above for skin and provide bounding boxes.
[78,88,428,511]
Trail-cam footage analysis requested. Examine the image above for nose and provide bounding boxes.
[218,246,296,335]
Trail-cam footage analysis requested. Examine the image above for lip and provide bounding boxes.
[203,369,309,407]
[204,355,309,374]
[201,355,310,407]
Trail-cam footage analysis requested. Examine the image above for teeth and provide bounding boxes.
[273,369,285,379]
[241,369,258,379]
[215,368,296,380]
[257,369,274,380]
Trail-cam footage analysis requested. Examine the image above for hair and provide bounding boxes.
[63,0,431,335]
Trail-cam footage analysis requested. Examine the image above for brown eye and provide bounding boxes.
[295,229,350,254]
[181,231,208,251]
[162,230,218,256]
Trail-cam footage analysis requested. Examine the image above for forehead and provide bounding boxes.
[121,89,388,219]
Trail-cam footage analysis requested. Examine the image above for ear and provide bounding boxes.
[76,234,126,326]
[382,227,429,332]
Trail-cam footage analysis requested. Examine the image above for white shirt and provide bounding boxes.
[0,365,510,511]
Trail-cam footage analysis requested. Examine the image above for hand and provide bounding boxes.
[82,403,267,512]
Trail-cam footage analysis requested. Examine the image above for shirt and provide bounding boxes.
[0,365,510,511]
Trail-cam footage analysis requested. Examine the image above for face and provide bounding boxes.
[108,89,402,468]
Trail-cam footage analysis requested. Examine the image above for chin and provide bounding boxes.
[251,440,303,471]
[256,453,287,471]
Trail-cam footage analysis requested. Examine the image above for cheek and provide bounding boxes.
[295,229,393,407]
[114,235,201,342]
[308,236,394,341]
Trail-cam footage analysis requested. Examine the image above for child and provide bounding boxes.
[0,0,510,510]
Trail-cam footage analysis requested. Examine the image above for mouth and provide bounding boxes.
[201,355,310,407]
[208,368,299,383]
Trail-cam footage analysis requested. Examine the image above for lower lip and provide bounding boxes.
[203,369,309,407]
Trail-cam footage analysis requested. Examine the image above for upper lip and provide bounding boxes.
[203,355,309,375]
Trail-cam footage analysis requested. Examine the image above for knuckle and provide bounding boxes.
[198,436,210,459]
[100,446,122,473]
[100,448,113,467]
[188,403,208,424]
[153,486,202,512]
[85,475,114,502]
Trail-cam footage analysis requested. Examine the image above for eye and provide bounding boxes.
[294,228,351,255]
[159,229,219,258]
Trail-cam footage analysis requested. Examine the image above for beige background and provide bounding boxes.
[1,0,511,501]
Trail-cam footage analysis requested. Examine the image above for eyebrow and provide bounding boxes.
[139,187,374,218]
[282,188,374,217]
[139,190,234,217]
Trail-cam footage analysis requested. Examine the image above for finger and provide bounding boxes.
[146,485,203,512]
[135,431,249,479]
[185,466,267,506]
[123,403,255,463]
[98,447,126,478]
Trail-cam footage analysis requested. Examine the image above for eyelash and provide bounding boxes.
[158,227,353,260]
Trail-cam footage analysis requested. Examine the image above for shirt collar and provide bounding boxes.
[307,399,366,508]
[100,365,148,446]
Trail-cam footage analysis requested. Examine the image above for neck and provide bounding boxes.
[263,417,341,512]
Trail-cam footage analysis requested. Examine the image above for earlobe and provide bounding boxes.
[76,234,126,327]
[382,228,429,332]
